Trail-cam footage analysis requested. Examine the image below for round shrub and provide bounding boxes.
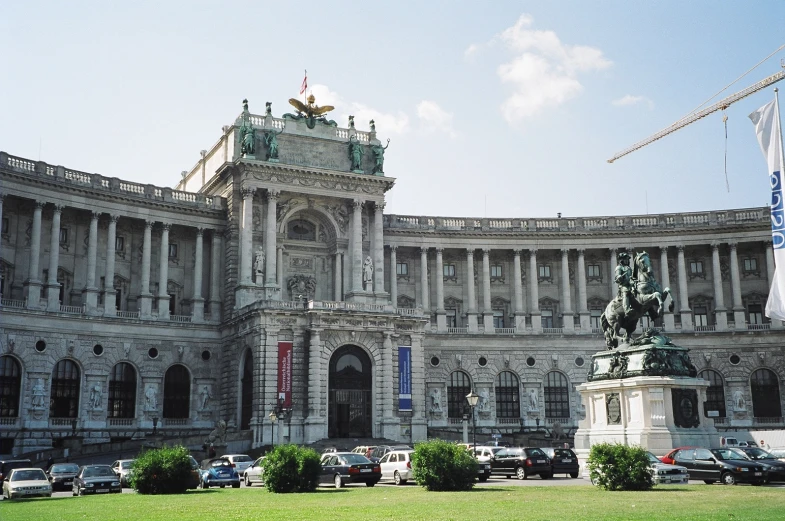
[411,439,477,491]
[587,443,654,491]
[262,444,321,493]
[131,445,194,494]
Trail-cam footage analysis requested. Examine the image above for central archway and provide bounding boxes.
[328,345,372,438]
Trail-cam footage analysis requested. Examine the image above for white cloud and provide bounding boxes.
[612,95,654,109]
[416,100,457,138]
[308,84,409,134]
[468,14,612,124]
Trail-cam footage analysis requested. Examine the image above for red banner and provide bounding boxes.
[277,341,293,408]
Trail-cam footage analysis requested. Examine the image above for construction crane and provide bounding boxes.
[607,67,785,163]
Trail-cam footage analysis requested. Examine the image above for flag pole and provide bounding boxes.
[303,69,307,104]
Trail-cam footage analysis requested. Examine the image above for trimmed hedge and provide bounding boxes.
[411,439,477,491]
[587,443,654,491]
[130,445,194,494]
[262,444,321,493]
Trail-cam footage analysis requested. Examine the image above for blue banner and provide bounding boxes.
[398,347,412,411]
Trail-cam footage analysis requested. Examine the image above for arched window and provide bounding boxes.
[108,363,137,418]
[447,370,472,418]
[751,368,782,418]
[699,369,726,418]
[495,371,520,418]
[287,219,316,241]
[240,350,253,430]
[163,365,191,419]
[50,360,80,418]
[0,356,21,417]
[544,371,570,418]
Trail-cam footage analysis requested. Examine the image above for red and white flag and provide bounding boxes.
[300,70,308,95]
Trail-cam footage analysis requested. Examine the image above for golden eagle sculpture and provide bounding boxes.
[288,94,334,118]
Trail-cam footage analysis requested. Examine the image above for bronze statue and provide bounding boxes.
[239,98,256,156]
[349,135,365,171]
[264,128,283,160]
[287,94,335,129]
[371,139,390,175]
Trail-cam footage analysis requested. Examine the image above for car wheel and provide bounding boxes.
[202,479,209,489]
[516,467,527,480]
[721,472,736,486]
[703,480,716,485]
[570,472,579,479]
[365,481,376,487]
[245,475,251,486]
[394,471,402,486]
[334,474,343,489]
[78,486,85,496]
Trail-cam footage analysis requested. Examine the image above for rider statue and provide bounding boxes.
[615,252,634,314]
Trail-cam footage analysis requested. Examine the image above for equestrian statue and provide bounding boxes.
[601,251,675,349]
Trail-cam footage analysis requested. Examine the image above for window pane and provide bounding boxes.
[0,356,22,417]
[699,370,726,418]
[447,371,471,418]
[108,363,137,418]
[50,360,80,418]
[163,364,190,419]
[751,369,781,418]
[495,371,520,418]
[544,371,570,418]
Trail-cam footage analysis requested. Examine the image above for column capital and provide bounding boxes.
[144,220,155,230]
[52,204,65,213]
[241,187,256,199]
[161,222,171,232]
[375,202,385,213]
[577,248,585,256]
[390,245,398,252]
[711,242,721,251]
[196,227,204,237]
[512,249,522,256]
[482,248,490,256]
[419,247,429,255]
[435,248,444,255]
[466,248,474,257]
[34,200,46,210]
[351,199,363,211]
[659,245,671,252]
[89,210,99,220]
[109,214,120,224]
[267,189,279,201]
[676,245,686,253]
[561,248,570,256]
[528,249,538,257]
[728,241,738,250]
[764,239,773,248]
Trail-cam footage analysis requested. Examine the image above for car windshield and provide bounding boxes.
[770,449,785,458]
[526,448,546,457]
[342,454,371,464]
[121,461,134,469]
[11,469,46,481]
[646,452,662,464]
[232,456,252,463]
[51,464,79,473]
[83,467,115,477]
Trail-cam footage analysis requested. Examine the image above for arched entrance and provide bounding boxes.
[329,345,372,438]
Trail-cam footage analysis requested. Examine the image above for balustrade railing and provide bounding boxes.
[754,416,784,424]
[170,314,192,323]
[447,327,468,334]
[695,325,716,332]
[59,304,84,314]
[1,299,25,308]
[494,328,516,335]
[0,417,18,426]
[116,310,140,319]
[108,418,135,427]
[748,323,771,331]
[543,327,563,334]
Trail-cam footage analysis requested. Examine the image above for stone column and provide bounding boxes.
[528,249,541,332]
[351,200,363,293]
[765,240,775,288]
[373,203,385,296]
[83,211,100,313]
[609,248,618,299]
[482,249,494,333]
[26,202,45,308]
[577,249,589,330]
[157,223,171,319]
[711,243,727,331]
[45,204,63,310]
[241,188,255,285]
[305,328,325,442]
[561,249,574,331]
[513,250,525,329]
[729,242,746,329]
[277,246,284,289]
[104,215,118,316]
[382,332,394,419]
[139,220,154,318]
[676,245,692,329]
[659,246,675,330]
[265,190,279,286]
[466,249,477,332]
[409,335,428,442]
[419,248,429,311]
[333,252,343,301]
[435,248,446,331]
[209,231,222,321]
[389,247,397,307]
[192,228,205,322]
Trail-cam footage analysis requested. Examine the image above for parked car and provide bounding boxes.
[671,448,767,485]
[187,455,200,490]
[199,458,241,489]
[319,452,381,488]
[110,459,135,486]
[540,447,580,478]
[490,447,552,480]
[733,447,785,482]
[72,464,122,496]
[220,454,254,476]
[378,450,414,485]
[473,446,504,463]
[351,445,377,458]
[0,459,33,487]
[244,457,265,486]
[768,448,785,461]
[368,445,412,463]
[2,468,52,499]
[645,452,689,485]
[659,447,697,465]
[45,462,79,491]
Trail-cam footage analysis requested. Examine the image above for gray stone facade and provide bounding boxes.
[1,102,783,455]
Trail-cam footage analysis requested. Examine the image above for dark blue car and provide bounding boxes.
[199,458,240,489]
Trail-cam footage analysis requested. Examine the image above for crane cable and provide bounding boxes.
[722,110,730,192]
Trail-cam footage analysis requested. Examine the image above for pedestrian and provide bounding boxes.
[46,455,54,469]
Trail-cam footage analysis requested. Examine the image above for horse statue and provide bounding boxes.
[601,251,675,349]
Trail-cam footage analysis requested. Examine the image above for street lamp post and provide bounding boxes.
[269,410,278,449]
[466,389,479,455]
[70,419,78,437]
[152,416,159,435]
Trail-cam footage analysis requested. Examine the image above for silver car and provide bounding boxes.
[646,452,689,485]
[110,459,135,487]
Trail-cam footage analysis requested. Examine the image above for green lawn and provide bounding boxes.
[2,485,784,521]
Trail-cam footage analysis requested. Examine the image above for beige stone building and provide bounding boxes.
[1,100,783,455]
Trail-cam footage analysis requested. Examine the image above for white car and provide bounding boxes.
[473,446,504,463]
[244,457,265,486]
[2,468,52,499]
[220,454,254,476]
[110,459,135,486]
[378,450,414,485]
[646,452,689,485]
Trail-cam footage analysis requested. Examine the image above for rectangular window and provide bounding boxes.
[446,309,457,328]
[490,265,503,278]
[541,309,553,329]
[59,227,68,244]
[690,261,703,275]
[493,310,505,328]
[396,262,408,276]
[538,265,551,279]
[590,309,603,329]
[749,304,763,324]
[587,264,601,278]
[168,243,178,259]
[115,236,125,252]
[443,264,456,277]
[694,306,708,327]
[169,294,176,315]
[1,217,8,235]
[743,258,758,272]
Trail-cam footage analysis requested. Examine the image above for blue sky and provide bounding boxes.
[2,1,784,219]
